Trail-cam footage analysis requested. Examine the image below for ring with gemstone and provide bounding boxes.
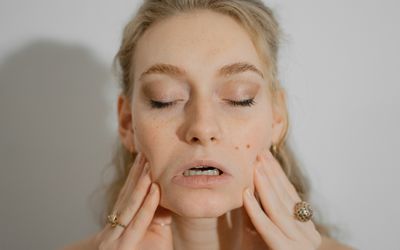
[294,201,313,222]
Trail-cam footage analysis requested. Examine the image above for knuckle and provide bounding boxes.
[98,239,113,250]
[125,199,138,214]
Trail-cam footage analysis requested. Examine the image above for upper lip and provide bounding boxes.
[177,159,231,175]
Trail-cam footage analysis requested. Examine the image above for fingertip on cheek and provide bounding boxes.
[243,190,251,204]
[244,187,255,198]
[266,149,274,159]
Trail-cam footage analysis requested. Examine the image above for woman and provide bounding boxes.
[64,0,354,249]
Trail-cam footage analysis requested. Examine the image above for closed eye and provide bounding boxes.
[149,98,256,109]
[228,98,256,107]
[149,100,177,109]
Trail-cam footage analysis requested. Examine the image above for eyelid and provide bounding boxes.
[149,97,256,109]
[149,99,179,109]
[226,98,256,107]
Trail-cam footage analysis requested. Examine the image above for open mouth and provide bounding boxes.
[173,162,231,188]
[183,166,223,176]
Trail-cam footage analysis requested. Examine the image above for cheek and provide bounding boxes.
[134,116,171,165]
[133,117,176,177]
[232,101,274,151]
[133,120,158,154]
[233,116,273,186]
[233,116,272,155]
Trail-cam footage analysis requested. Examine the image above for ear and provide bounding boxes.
[271,89,287,145]
[117,94,136,153]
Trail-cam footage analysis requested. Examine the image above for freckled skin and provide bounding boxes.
[118,10,286,218]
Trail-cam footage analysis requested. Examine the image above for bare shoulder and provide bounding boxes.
[318,236,356,250]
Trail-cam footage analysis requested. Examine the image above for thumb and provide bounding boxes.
[152,206,173,226]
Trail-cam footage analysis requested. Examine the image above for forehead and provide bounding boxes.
[133,10,266,82]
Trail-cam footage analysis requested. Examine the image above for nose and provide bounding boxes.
[183,96,222,146]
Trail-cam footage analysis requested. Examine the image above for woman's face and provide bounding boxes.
[119,10,285,218]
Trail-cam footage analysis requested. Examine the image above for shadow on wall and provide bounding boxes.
[0,40,117,249]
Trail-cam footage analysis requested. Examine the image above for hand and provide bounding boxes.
[243,149,322,250]
[94,152,173,250]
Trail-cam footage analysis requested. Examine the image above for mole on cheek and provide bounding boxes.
[246,144,251,149]
[235,146,239,150]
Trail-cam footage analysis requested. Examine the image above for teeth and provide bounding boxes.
[192,165,212,169]
[183,169,220,176]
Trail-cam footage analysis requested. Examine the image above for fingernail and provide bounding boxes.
[134,152,142,165]
[245,188,253,198]
[141,162,150,177]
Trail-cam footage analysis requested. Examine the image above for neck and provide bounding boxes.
[171,208,245,250]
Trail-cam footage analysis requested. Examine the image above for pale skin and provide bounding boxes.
[63,10,354,250]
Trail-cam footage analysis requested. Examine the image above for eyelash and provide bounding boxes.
[149,98,256,109]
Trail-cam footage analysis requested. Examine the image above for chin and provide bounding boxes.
[160,187,242,218]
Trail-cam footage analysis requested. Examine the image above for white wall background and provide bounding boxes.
[1,1,399,249]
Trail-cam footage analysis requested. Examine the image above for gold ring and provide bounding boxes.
[107,212,127,229]
[294,201,313,222]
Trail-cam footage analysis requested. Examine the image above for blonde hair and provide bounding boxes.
[94,0,338,238]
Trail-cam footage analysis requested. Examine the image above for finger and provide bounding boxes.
[261,151,301,215]
[263,150,320,241]
[243,187,287,250]
[151,206,173,226]
[120,183,160,246]
[114,152,144,208]
[254,157,302,241]
[231,207,267,250]
[130,153,145,181]
[108,162,152,240]
[122,152,146,196]
[265,150,302,204]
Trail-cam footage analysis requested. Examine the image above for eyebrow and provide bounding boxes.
[138,62,264,81]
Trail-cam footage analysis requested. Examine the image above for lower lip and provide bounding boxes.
[172,172,232,188]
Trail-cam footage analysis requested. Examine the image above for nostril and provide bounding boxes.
[189,136,217,143]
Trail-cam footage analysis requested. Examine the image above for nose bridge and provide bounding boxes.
[184,92,222,145]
